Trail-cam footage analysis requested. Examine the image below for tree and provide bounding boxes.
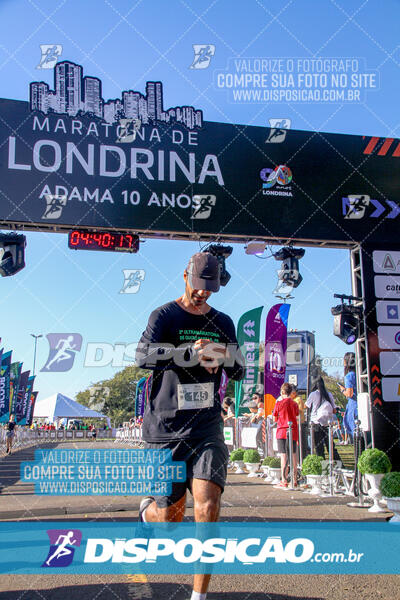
[312,354,346,409]
[76,365,151,427]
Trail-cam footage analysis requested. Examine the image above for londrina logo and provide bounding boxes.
[260,165,293,197]
[42,529,82,568]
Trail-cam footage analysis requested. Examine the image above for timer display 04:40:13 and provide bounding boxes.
[68,230,139,253]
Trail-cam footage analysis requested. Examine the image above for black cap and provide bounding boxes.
[186,252,220,292]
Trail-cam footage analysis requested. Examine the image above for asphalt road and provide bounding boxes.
[0,441,398,599]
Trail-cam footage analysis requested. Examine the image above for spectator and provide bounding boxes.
[290,385,308,457]
[339,352,357,444]
[273,383,299,487]
[5,414,17,455]
[333,407,346,444]
[306,376,341,461]
[222,397,235,420]
[243,401,260,424]
[252,392,265,421]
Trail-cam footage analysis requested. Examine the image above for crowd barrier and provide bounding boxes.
[223,415,349,463]
[0,428,116,447]
[1,420,377,509]
[114,426,144,445]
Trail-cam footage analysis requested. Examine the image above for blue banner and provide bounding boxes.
[15,369,30,423]
[18,375,35,425]
[0,522,398,574]
[135,375,151,418]
[20,448,186,496]
[9,361,22,416]
[0,350,12,422]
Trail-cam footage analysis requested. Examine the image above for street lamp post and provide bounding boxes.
[31,334,43,376]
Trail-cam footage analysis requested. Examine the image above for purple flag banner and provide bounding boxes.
[264,304,290,416]
[19,375,35,425]
[0,350,11,423]
[14,370,30,423]
[218,369,229,404]
[26,391,38,427]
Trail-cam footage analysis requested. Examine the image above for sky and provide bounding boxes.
[0,0,398,403]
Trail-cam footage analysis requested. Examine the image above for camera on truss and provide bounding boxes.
[274,246,305,289]
[205,244,233,287]
[0,233,26,277]
[331,295,363,345]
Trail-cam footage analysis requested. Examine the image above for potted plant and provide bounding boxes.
[379,472,400,522]
[358,449,392,513]
[230,448,245,474]
[301,455,324,495]
[261,456,273,473]
[260,456,274,482]
[268,456,282,485]
[243,449,261,477]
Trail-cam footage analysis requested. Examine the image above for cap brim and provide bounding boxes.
[188,273,220,292]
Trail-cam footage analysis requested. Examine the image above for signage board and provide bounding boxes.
[0,60,399,245]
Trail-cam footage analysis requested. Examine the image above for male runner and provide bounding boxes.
[135,252,245,600]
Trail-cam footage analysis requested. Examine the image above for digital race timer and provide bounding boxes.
[68,230,139,253]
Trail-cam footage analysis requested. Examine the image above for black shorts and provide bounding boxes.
[277,438,297,454]
[144,436,229,508]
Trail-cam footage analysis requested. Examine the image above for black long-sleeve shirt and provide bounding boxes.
[136,301,245,442]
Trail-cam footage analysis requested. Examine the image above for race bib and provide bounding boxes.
[177,383,214,410]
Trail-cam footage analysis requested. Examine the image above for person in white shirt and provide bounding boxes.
[306,377,340,461]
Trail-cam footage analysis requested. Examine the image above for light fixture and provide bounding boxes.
[331,295,363,345]
[245,240,267,255]
[274,246,305,289]
[204,244,233,286]
[0,233,26,277]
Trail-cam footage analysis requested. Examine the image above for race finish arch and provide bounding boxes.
[0,60,399,465]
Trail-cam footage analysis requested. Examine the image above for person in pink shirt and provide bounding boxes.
[273,383,299,487]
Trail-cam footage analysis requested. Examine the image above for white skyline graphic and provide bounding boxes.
[30,60,203,130]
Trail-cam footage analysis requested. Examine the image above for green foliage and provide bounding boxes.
[268,457,281,468]
[76,365,151,427]
[324,376,346,410]
[302,454,324,475]
[311,356,346,409]
[225,379,236,402]
[243,449,261,463]
[262,456,276,466]
[357,449,392,475]
[379,472,400,498]
[230,448,245,461]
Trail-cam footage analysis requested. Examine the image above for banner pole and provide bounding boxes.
[288,421,294,489]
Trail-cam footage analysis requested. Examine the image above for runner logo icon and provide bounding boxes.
[37,45,62,69]
[266,118,291,143]
[189,45,216,69]
[191,195,216,219]
[120,269,146,294]
[41,333,83,372]
[342,195,370,219]
[42,195,67,220]
[42,529,82,568]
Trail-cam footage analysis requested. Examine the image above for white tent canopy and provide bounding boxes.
[33,393,110,426]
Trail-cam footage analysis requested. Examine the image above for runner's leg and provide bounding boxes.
[192,478,221,594]
[143,494,186,522]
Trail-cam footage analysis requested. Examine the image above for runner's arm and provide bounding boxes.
[135,308,172,370]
